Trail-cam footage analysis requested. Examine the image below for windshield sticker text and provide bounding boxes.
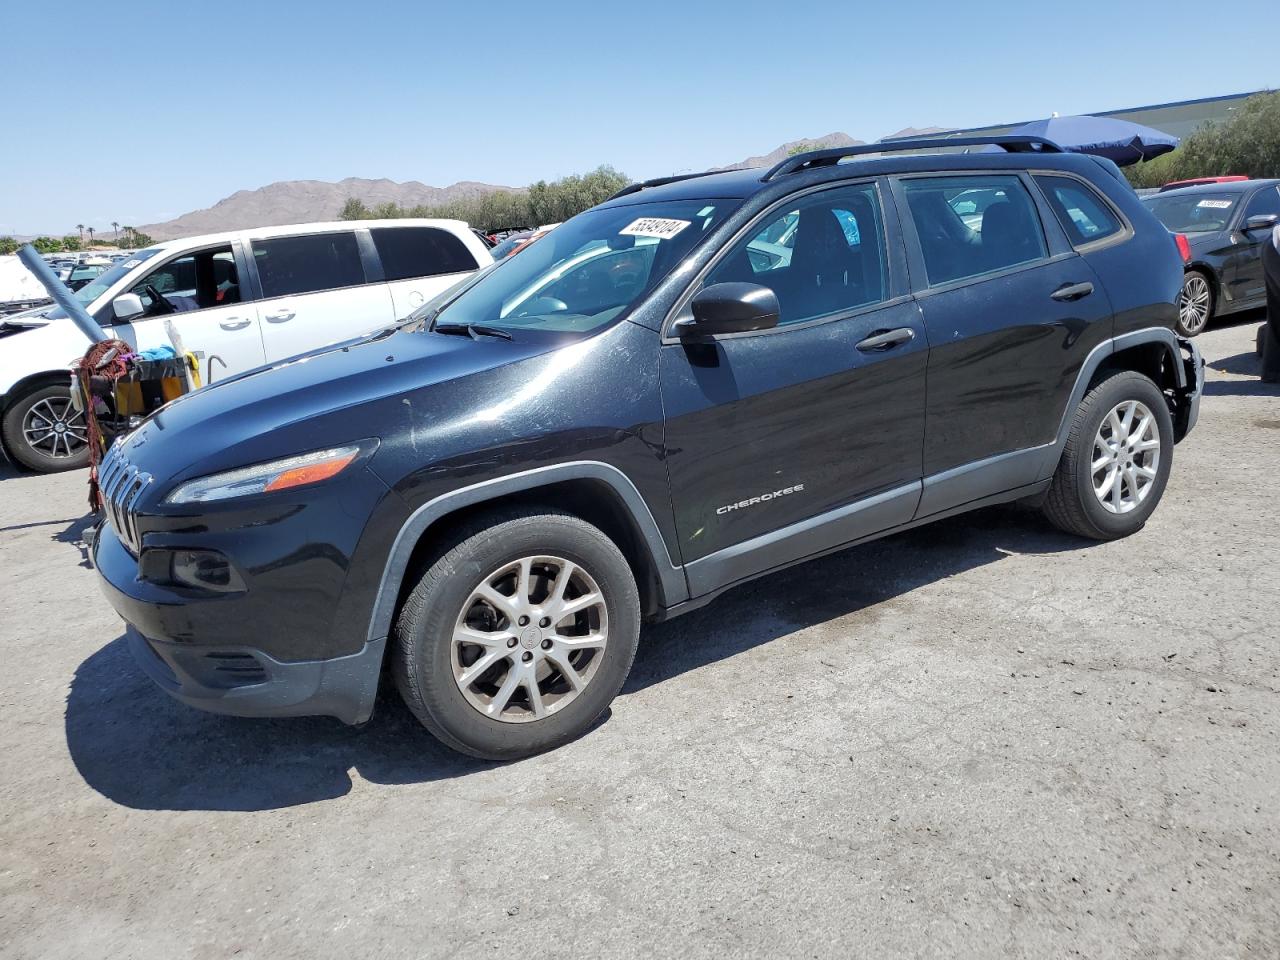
[1196,200,1233,209]
[620,217,691,240]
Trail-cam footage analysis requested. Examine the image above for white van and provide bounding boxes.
[0,219,492,472]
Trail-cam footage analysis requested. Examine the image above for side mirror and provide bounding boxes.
[112,293,144,321]
[1243,213,1279,232]
[677,282,780,338]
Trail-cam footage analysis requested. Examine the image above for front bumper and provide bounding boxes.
[94,521,384,725]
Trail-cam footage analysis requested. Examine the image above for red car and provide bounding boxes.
[1159,175,1248,192]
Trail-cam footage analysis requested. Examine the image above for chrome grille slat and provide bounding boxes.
[98,446,152,556]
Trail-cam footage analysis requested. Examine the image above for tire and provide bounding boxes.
[392,508,640,760]
[1,382,91,473]
[1042,370,1174,541]
[1175,270,1213,337]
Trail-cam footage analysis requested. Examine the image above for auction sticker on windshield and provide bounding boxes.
[620,217,691,240]
[1197,200,1233,209]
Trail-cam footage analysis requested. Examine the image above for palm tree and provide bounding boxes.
[112,221,119,242]
[76,224,84,244]
[87,227,95,247]
[121,226,133,247]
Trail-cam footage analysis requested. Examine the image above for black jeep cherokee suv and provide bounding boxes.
[93,137,1203,759]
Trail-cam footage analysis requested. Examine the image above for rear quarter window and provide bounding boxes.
[1034,175,1124,247]
[371,227,479,282]
[253,232,366,298]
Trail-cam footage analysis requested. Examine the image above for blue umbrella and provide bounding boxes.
[986,115,1179,166]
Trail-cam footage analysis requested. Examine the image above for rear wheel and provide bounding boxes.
[1175,270,1212,337]
[1,382,90,472]
[392,508,640,760]
[1042,370,1173,540]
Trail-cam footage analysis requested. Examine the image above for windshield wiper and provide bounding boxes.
[433,321,513,341]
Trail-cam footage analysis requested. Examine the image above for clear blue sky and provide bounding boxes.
[1,0,1276,235]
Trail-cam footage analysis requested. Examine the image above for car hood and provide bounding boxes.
[120,327,557,485]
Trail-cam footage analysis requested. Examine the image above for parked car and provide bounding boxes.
[92,136,1202,760]
[1142,179,1280,336]
[0,219,492,472]
[1159,175,1248,192]
[66,258,111,292]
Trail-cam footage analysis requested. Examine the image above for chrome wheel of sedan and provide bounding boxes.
[22,395,88,459]
[451,555,609,723]
[1092,400,1161,514]
[1178,272,1211,336]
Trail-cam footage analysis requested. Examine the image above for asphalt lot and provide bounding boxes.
[1,318,1277,959]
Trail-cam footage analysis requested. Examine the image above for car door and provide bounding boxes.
[247,230,395,360]
[893,172,1113,515]
[110,240,267,384]
[660,180,927,596]
[1230,184,1280,306]
[369,225,483,318]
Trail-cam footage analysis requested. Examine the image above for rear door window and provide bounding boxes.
[1034,175,1124,246]
[252,232,365,298]
[900,175,1047,286]
[371,227,479,280]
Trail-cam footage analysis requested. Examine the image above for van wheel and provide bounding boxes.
[392,508,640,760]
[1042,371,1174,540]
[1,383,91,472]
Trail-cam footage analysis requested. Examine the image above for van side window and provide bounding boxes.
[1034,175,1124,246]
[253,233,365,298]
[704,182,888,327]
[901,175,1047,285]
[129,246,240,314]
[372,227,479,281]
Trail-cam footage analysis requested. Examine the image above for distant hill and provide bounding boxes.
[880,125,951,140]
[713,132,864,171]
[136,177,516,240]
[123,128,949,241]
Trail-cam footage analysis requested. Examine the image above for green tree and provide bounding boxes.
[0,236,18,255]
[86,227,95,247]
[130,230,156,247]
[76,223,84,244]
[339,197,371,220]
[61,235,82,252]
[112,221,119,241]
[1126,90,1280,188]
[31,236,64,253]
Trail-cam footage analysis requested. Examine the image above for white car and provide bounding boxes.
[0,219,492,472]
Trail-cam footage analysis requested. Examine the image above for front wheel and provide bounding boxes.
[1176,270,1213,337]
[392,508,640,760]
[1,382,91,472]
[1041,370,1174,540]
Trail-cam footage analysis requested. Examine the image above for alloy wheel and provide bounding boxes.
[1178,273,1210,335]
[22,395,88,460]
[451,555,609,723]
[1091,400,1161,514]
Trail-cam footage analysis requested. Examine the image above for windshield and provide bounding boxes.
[427,200,738,334]
[1143,194,1239,233]
[41,248,165,318]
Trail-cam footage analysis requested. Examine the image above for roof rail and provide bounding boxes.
[760,135,1065,182]
[605,170,723,202]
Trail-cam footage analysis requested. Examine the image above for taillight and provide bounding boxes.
[1174,233,1192,263]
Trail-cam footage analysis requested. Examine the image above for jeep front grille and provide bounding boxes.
[99,445,153,555]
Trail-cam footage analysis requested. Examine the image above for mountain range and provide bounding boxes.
[133,128,952,240]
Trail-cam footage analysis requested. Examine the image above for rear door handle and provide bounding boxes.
[265,309,296,323]
[1051,281,1094,302]
[218,317,252,331]
[856,327,916,352]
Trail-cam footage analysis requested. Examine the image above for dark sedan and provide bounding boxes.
[1143,179,1280,336]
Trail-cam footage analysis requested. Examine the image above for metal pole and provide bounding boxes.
[15,243,109,343]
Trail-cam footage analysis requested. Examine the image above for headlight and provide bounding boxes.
[164,444,364,504]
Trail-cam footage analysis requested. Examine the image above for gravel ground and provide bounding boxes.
[1,318,1277,960]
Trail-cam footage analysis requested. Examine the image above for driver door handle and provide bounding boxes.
[219,317,252,330]
[856,327,915,352]
[265,309,296,323]
[1051,281,1094,302]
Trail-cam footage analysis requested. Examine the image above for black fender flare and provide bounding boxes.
[1035,326,1197,478]
[365,461,689,648]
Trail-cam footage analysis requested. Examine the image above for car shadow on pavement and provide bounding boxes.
[64,505,1087,812]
